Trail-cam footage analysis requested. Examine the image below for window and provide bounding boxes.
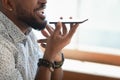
[34,0,120,52]
[34,0,120,54]
[76,0,120,55]
[33,0,120,79]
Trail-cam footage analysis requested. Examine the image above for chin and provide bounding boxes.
[31,20,47,31]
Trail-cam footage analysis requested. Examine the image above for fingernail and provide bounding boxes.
[69,16,72,19]
[60,17,63,20]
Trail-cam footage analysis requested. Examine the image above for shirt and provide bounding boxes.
[0,11,43,80]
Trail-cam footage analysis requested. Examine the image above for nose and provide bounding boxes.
[38,0,47,4]
[38,0,47,8]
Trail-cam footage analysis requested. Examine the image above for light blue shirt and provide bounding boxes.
[0,11,43,80]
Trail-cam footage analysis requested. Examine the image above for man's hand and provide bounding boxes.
[38,22,80,62]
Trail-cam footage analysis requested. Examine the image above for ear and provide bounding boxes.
[2,0,14,11]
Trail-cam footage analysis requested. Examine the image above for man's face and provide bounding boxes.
[14,0,47,30]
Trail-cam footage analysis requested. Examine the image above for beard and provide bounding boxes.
[18,16,47,31]
[15,6,47,31]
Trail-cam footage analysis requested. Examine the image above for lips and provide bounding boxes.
[36,9,46,20]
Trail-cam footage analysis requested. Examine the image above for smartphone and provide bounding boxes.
[49,19,88,24]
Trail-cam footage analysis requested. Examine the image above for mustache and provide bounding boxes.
[34,4,46,12]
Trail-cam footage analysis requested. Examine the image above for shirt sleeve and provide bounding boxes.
[0,44,23,80]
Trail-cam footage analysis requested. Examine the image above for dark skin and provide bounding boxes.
[0,0,80,80]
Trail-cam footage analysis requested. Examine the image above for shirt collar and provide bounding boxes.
[0,11,31,43]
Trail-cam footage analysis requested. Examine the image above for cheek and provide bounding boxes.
[15,4,32,16]
[15,0,39,19]
[24,0,37,11]
[17,0,37,12]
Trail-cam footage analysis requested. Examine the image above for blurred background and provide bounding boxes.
[35,0,120,52]
[33,0,120,80]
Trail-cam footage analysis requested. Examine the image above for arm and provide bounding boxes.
[35,54,63,80]
[36,22,80,80]
[51,53,64,80]
[35,53,64,80]
[51,68,63,80]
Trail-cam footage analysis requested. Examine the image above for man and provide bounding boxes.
[0,0,79,80]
